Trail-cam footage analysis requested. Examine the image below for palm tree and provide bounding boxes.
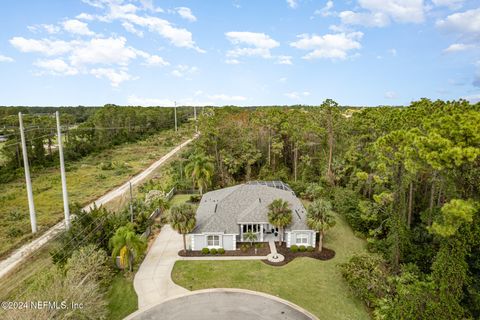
[169,204,196,252]
[268,199,292,245]
[184,153,214,195]
[109,223,147,272]
[307,199,336,252]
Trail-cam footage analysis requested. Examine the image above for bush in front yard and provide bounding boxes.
[307,246,314,252]
[210,248,218,255]
[218,248,225,254]
[201,248,210,254]
[290,245,298,253]
[299,245,306,252]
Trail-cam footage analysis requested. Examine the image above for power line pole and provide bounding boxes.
[174,101,178,132]
[18,112,37,234]
[194,105,198,133]
[56,111,70,230]
[129,182,134,223]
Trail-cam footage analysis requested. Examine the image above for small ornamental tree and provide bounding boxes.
[169,203,196,252]
[307,199,336,252]
[267,199,292,245]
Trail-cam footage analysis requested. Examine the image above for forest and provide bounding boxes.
[181,99,480,319]
[0,105,192,183]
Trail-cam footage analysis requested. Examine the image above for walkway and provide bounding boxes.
[134,225,188,309]
[0,134,198,280]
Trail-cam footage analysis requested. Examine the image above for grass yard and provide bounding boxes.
[169,193,198,206]
[172,211,370,320]
[0,126,193,258]
[106,273,138,320]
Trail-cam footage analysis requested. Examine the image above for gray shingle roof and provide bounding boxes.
[192,182,310,234]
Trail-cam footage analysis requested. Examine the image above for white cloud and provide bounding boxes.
[285,91,310,99]
[127,92,248,106]
[76,13,95,20]
[171,64,198,78]
[127,95,175,106]
[436,8,480,37]
[62,19,95,36]
[90,68,133,87]
[443,43,474,53]
[81,0,204,52]
[432,0,465,9]
[276,55,293,65]
[34,58,78,75]
[10,37,76,56]
[340,0,424,27]
[287,0,298,9]
[225,31,280,60]
[279,77,288,83]
[389,48,397,56]
[315,1,334,17]
[28,24,61,34]
[0,55,14,63]
[69,37,136,67]
[462,94,480,103]
[290,32,363,60]
[176,7,197,22]
[339,11,389,27]
[225,59,240,64]
[122,22,144,37]
[144,55,169,66]
[384,91,397,99]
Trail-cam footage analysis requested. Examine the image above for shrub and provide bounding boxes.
[210,248,218,255]
[299,245,306,252]
[290,245,298,253]
[201,248,210,254]
[240,244,248,252]
[307,246,314,252]
[218,248,225,254]
[189,195,201,203]
[340,253,390,308]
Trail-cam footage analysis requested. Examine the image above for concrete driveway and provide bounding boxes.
[134,225,188,309]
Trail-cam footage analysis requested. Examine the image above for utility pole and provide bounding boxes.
[18,112,37,234]
[56,111,70,230]
[174,101,178,132]
[194,105,197,133]
[129,182,134,223]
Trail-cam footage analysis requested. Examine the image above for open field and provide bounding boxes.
[172,211,370,320]
[0,126,193,258]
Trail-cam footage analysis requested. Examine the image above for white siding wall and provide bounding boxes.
[222,234,236,250]
[191,234,207,251]
[190,233,238,250]
[289,230,315,247]
[286,232,291,247]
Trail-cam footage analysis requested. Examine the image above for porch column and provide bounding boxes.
[240,224,243,242]
[260,224,263,241]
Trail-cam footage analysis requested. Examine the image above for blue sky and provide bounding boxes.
[0,0,479,106]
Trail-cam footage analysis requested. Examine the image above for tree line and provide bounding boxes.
[189,99,480,319]
[0,105,193,182]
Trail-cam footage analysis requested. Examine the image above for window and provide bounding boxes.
[207,235,220,247]
[296,233,308,244]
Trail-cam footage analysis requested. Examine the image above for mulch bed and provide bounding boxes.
[262,243,335,266]
[178,242,270,257]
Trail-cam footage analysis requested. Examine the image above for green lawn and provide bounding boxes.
[169,193,197,206]
[172,212,370,320]
[106,273,138,320]
[0,126,193,258]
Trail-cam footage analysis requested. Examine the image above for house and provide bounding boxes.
[189,181,316,251]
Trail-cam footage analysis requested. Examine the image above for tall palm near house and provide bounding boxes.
[307,199,336,252]
[184,153,214,195]
[169,204,196,252]
[109,223,147,272]
[268,199,292,245]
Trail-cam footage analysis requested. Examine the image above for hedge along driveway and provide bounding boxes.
[172,212,370,320]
